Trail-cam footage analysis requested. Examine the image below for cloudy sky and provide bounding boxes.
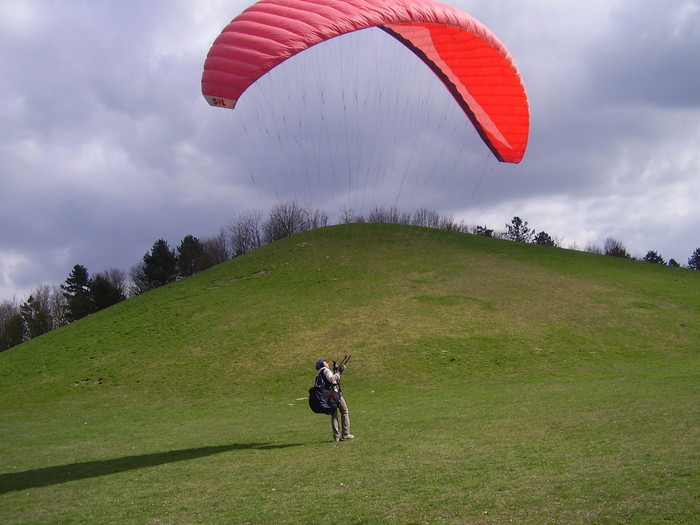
[2,0,699,302]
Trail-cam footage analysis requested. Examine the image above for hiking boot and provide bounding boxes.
[341,434,354,441]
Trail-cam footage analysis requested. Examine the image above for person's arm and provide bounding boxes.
[321,367,341,384]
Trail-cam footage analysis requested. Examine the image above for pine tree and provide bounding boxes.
[688,248,700,270]
[177,235,203,277]
[642,250,665,265]
[505,216,534,243]
[533,231,555,246]
[142,239,178,288]
[90,274,125,311]
[61,264,94,322]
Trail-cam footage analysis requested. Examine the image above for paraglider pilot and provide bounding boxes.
[315,359,354,442]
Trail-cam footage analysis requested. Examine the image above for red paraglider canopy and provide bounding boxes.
[202,0,529,163]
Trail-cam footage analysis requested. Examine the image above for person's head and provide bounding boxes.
[315,359,327,370]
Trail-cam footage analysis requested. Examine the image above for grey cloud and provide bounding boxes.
[585,1,700,108]
[2,0,700,302]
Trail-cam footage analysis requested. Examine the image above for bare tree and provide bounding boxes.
[338,206,364,224]
[226,209,263,257]
[411,207,441,228]
[200,229,230,269]
[604,237,632,259]
[129,262,152,296]
[307,208,329,230]
[100,268,129,299]
[1,299,25,351]
[48,284,69,329]
[366,207,386,223]
[263,201,311,243]
[392,207,411,224]
[367,206,410,224]
[584,242,603,254]
[439,216,467,232]
[21,284,54,339]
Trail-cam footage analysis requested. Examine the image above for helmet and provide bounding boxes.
[315,359,325,370]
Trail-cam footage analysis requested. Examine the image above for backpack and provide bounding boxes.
[308,371,340,414]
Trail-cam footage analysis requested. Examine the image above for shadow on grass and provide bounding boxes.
[0,442,302,494]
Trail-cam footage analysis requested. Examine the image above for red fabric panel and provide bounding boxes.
[202,0,529,163]
[384,22,529,163]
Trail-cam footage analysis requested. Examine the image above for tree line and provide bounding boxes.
[2,202,699,351]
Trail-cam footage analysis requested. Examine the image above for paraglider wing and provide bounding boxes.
[202,0,530,163]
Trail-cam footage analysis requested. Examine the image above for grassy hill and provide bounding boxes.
[1,224,698,524]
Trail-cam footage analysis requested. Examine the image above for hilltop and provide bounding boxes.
[1,224,698,524]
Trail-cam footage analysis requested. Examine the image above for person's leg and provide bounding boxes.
[338,397,352,439]
[331,408,340,441]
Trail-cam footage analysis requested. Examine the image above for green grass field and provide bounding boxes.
[1,224,698,524]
